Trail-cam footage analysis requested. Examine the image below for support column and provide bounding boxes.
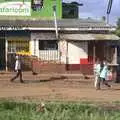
[5,39,8,71]
[93,43,96,64]
[114,46,117,64]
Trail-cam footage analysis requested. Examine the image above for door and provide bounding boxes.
[0,38,5,70]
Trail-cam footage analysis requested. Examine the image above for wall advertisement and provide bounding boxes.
[0,2,31,16]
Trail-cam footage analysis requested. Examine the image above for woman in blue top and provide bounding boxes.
[99,60,111,89]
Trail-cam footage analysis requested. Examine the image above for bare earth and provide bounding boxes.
[0,72,120,102]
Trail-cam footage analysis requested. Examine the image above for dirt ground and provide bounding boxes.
[0,71,120,102]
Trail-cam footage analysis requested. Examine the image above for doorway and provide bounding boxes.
[0,38,5,70]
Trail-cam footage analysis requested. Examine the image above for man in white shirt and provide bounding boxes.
[10,55,24,83]
[94,58,101,89]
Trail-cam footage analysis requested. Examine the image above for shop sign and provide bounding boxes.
[0,2,31,16]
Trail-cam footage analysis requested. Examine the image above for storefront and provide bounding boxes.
[0,19,119,74]
[6,31,30,70]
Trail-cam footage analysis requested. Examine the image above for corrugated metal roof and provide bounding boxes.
[60,34,120,41]
[0,19,114,29]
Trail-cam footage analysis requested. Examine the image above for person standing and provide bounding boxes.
[10,55,24,83]
[94,58,101,90]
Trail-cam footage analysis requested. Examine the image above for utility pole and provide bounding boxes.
[53,4,58,39]
[107,0,113,24]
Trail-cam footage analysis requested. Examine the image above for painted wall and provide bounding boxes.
[68,41,88,64]
[31,33,88,64]
[0,0,62,19]
[30,32,59,60]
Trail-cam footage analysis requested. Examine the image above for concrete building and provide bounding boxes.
[0,19,119,74]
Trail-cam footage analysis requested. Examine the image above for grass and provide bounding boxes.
[0,100,120,120]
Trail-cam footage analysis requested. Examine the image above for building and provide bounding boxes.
[0,0,119,75]
[0,19,119,74]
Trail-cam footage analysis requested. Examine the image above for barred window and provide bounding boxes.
[39,40,58,50]
[8,40,29,53]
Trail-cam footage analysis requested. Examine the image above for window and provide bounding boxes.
[31,0,44,11]
[39,40,58,50]
[8,40,29,53]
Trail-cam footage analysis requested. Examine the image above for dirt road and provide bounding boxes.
[0,72,120,102]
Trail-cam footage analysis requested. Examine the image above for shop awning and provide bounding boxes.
[60,34,120,41]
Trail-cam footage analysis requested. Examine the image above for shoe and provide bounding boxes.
[108,84,111,88]
[10,79,14,82]
[20,80,24,83]
[96,88,101,90]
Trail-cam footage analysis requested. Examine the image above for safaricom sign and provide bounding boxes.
[0,2,31,16]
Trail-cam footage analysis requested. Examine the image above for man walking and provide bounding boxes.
[94,58,101,90]
[10,55,24,83]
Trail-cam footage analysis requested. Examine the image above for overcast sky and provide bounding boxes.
[63,0,120,25]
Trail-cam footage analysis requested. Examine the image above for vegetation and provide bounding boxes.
[115,18,120,37]
[0,100,120,120]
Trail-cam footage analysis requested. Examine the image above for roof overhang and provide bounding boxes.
[0,27,115,31]
[60,34,120,41]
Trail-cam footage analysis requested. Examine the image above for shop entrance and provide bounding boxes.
[0,38,5,70]
[95,41,105,61]
[88,41,117,64]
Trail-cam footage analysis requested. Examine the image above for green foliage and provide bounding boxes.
[0,100,120,120]
[117,18,120,29]
[115,29,120,37]
[114,18,120,37]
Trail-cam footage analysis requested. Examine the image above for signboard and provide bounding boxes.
[0,2,31,16]
[0,0,62,19]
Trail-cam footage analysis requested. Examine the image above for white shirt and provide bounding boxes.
[94,63,101,76]
[15,60,21,70]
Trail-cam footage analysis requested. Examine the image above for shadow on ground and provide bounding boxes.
[23,76,67,84]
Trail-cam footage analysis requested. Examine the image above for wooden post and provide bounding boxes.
[114,47,117,64]
[93,43,96,64]
[5,39,8,71]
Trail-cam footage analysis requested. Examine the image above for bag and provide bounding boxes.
[106,71,112,81]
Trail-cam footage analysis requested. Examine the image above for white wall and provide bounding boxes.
[68,41,88,64]
[30,33,59,60]
[30,32,88,64]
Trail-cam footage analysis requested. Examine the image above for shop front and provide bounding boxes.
[60,33,120,75]
[6,31,30,70]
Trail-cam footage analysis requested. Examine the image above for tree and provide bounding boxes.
[117,18,120,29]
[114,18,120,37]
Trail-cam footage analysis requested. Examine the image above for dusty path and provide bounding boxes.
[0,72,120,102]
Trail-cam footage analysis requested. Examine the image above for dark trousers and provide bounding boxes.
[97,77,111,89]
[11,70,23,82]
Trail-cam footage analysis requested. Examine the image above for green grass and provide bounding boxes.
[0,100,120,120]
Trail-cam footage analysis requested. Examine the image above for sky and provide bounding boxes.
[63,0,120,25]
